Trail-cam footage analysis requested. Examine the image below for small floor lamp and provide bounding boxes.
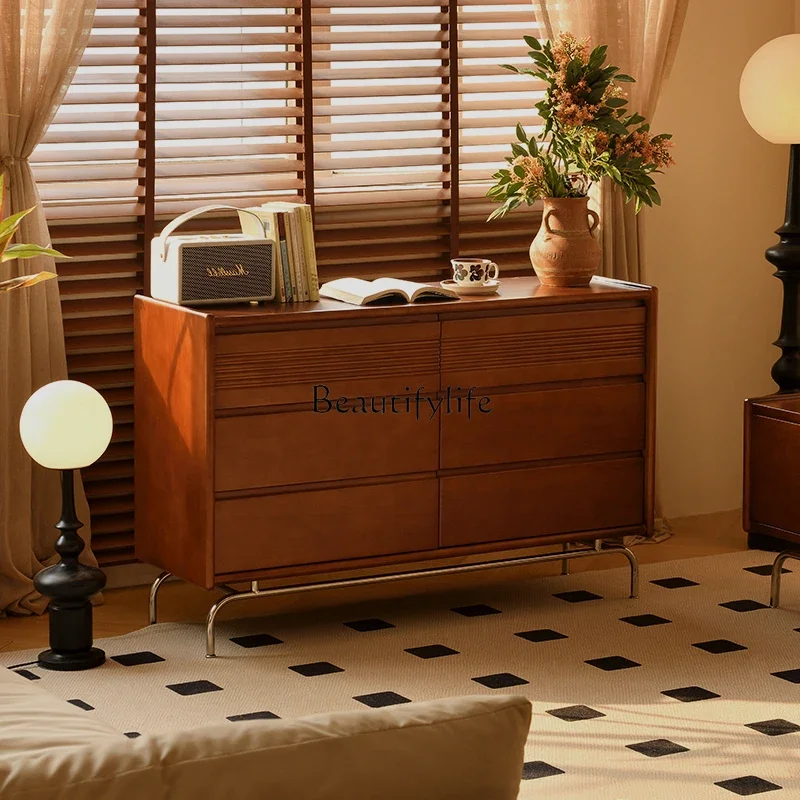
[741,34,800,392]
[19,380,113,670]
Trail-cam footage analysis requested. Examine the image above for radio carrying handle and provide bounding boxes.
[155,205,267,261]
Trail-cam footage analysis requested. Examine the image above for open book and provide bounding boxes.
[319,277,458,306]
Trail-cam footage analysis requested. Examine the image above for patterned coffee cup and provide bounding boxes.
[450,258,500,287]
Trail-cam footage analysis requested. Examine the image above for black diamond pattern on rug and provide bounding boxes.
[745,564,791,576]
[515,628,568,643]
[124,732,141,739]
[289,661,344,677]
[719,600,769,613]
[167,680,223,696]
[353,691,411,708]
[745,719,800,737]
[451,604,501,617]
[14,669,39,681]
[626,739,689,757]
[692,639,747,654]
[344,618,395,632]
[522,761,565,780]
[230,633,284,649]
[650,577,699,589]
[546,705,606,722]
[552,590,603,603]
[405,644,459,659]
[772,668,800,685]
[227,711,280,722]
[585,656,641,671]
[661,686,721,703]
[112,651,166,667]
[619,614,671,627]
[68,699,94,711]
[472,672,529,689]
[714,776,782,795]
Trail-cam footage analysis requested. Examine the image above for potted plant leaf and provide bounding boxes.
[487,33,674,287]
[0,174,66,293]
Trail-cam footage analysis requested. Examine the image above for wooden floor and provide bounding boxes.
[0,509,750,654]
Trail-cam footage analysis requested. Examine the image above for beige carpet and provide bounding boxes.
[4,549,800,799]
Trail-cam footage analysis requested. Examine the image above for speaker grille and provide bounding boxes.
[180,243,274,303]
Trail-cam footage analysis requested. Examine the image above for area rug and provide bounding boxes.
[4,549,800,799]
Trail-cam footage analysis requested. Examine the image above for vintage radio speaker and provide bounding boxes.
[150,205,277,306]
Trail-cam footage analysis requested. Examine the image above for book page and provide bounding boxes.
[319,277,381,302]
[370,277,424,295]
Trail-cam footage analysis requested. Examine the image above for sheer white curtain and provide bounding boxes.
[531,0,689,282]
[0,0,98,614]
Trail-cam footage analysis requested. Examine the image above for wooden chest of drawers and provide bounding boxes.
[134,276,656,590]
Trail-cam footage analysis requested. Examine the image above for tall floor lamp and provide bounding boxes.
[741,34,800,392]
[19,380,113,670]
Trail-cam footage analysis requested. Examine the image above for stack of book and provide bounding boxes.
[238,202,320,302]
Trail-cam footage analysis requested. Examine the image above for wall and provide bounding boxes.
[644,0,793,518]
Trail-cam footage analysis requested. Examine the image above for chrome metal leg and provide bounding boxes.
[770,551,800,608]
[206,581,262,658]
[201,546,642,658]
[148,571,172,625]
[611,544,639,599]
[561,543,570,575]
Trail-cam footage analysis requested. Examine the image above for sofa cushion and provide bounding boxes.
[0,693,531,800]
[0,666,122,758]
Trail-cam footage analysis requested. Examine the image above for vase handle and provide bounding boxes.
[587,209,599,234]
[543,209,556,235]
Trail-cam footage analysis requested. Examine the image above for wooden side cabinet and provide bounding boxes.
[744,393,800,547]
[134,276,657,597]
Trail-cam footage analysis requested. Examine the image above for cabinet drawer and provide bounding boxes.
[440,457,644,547]
[441,307,646,388]
[215,478,439,573]
[441,382,645,469]
[215,322,440,409]
[216,407,438,491]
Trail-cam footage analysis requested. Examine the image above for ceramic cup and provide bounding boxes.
[450,257,500,286]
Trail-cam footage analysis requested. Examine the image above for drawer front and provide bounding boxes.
[441,382,645,470]
[215,478,439,573]
[441,307,646,388]
[216,408,438,491]
[215,322,440,409]
[440,457,644,547]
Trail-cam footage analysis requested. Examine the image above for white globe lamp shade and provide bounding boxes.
[19,380,113,470]
[740,34,800,144]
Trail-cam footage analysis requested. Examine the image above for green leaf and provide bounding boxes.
[513,164,525,178]
[500,64,520,73]
[1,243,67,262]
[510,142,526,158]
[523,35,541,51]
[615,73,636,82]
[0,207,34,240]
[606,97,627,108]
[565,58,583,87]
[515,122,528,143]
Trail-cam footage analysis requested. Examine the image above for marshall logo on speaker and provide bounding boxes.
[206,264,250,278]
[150,205,276,306]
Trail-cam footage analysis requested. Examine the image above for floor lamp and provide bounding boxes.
[19,380,113,670]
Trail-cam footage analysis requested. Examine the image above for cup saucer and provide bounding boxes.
[440,279,500,296]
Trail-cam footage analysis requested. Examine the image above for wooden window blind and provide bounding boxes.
[32,0,541,565]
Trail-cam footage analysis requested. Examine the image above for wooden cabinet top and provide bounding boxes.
[135,276,654,331]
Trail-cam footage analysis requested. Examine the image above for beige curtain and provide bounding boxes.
[0,0,98,615]
[531,0,689,282]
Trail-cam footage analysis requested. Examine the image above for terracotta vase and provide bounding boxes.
[530,196,601,287]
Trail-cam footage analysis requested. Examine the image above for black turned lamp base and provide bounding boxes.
[34,470,107,672]
[38,647,105,672]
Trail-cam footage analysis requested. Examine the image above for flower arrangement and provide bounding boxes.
[487,33,674,220]
[0,173,65,293]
